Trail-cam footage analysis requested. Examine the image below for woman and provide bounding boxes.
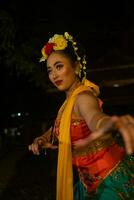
[28,32,134,200]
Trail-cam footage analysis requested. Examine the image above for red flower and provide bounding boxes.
[45,42,55,55]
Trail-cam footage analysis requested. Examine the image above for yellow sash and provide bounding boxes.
[56,80,100,200]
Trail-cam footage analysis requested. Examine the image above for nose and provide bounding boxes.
[52,70,58,80]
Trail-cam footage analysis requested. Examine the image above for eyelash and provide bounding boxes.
[47,64,63,74]
[56,64,63,69]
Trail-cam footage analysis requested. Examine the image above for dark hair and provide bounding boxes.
[62,42,78,63]
[57,39,87,81]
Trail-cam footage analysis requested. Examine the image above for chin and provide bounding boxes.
[56,85,68,91]
[57,87,66,91]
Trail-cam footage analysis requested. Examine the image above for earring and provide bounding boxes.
[75,71,79,75]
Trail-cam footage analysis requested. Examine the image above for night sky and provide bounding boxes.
[1,0,134,125]
[1,2,134,199]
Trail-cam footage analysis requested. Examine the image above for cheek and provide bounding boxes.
[61,67,74,78]
[48,73,53,82]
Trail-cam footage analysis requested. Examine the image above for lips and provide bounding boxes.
[54,80,63,86]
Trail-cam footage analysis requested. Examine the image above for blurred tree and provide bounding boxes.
[0,9,53,91]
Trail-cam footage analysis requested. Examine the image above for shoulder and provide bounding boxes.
[76,90,99,106]
[73,90,102,121]
[73,90,101,117]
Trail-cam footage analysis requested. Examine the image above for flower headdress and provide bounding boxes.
[39,32,87,79]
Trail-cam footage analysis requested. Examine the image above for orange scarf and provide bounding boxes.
[56,80,100,200]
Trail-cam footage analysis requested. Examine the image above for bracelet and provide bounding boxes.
[96,116,110,129]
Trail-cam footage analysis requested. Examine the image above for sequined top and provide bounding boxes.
[53,115,125,192]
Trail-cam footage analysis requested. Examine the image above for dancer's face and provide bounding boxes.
[47,52,78,91]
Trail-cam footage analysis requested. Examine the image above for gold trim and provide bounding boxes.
[103,160,121,180]
[72,134,115,156]
[96,116,111,129]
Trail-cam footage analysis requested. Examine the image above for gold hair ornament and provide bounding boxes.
[39,32,87,79]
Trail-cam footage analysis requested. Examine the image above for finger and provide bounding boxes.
[120,115,132,125]
[72,141,79,149]
[31,143,40,155]
[116,118,134,154]
[72,140,86,150]
[72,143,79,149]
[28,144,32,151]
[45,143,58,149]
[50,145,58,149]
[125,115,134,151]
[119,115,134,140]
[125,115,134,125]
[125,116,134,153]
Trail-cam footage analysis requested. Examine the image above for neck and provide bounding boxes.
[65,79,81,99]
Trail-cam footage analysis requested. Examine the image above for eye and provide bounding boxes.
[56,64,63,70]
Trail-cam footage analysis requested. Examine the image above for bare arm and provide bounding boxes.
[34,127,53,143]
[74,91,109,131]
[73,92,134,155]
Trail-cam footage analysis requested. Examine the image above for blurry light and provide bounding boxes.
[113,83,119,87]
[17,132,21,136]
[4,128,8,134]
[11,113,16,117]
[11,112,29,118]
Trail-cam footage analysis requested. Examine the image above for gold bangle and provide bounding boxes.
[96,116,110,129]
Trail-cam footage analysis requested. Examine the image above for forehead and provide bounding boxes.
[47,52,70,66]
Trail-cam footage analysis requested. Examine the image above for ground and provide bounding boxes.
[0,147,57,200]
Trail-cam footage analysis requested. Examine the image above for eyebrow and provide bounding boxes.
[47,61,62,69]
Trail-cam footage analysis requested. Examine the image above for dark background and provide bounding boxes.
[0,0,134,199]
[0,0,134,118]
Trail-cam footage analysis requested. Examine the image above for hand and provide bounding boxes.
[72,138,90,151]
[28,138,58,155]
[89,115,134,155]
[112,115,134,155]
[43,143,58,150]
[72,115,134,154]
[28,138,44,155]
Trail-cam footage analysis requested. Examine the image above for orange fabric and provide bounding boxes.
[73,143,125,192]
[71,120,91,142]
[54,118,91,142]
[71,118,125,192]
[69,117,125,192]
[55,107,126,193]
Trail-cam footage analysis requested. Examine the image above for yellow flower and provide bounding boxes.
[41,46,48,59]
[39,46,48,62]
[50,34,68,50]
